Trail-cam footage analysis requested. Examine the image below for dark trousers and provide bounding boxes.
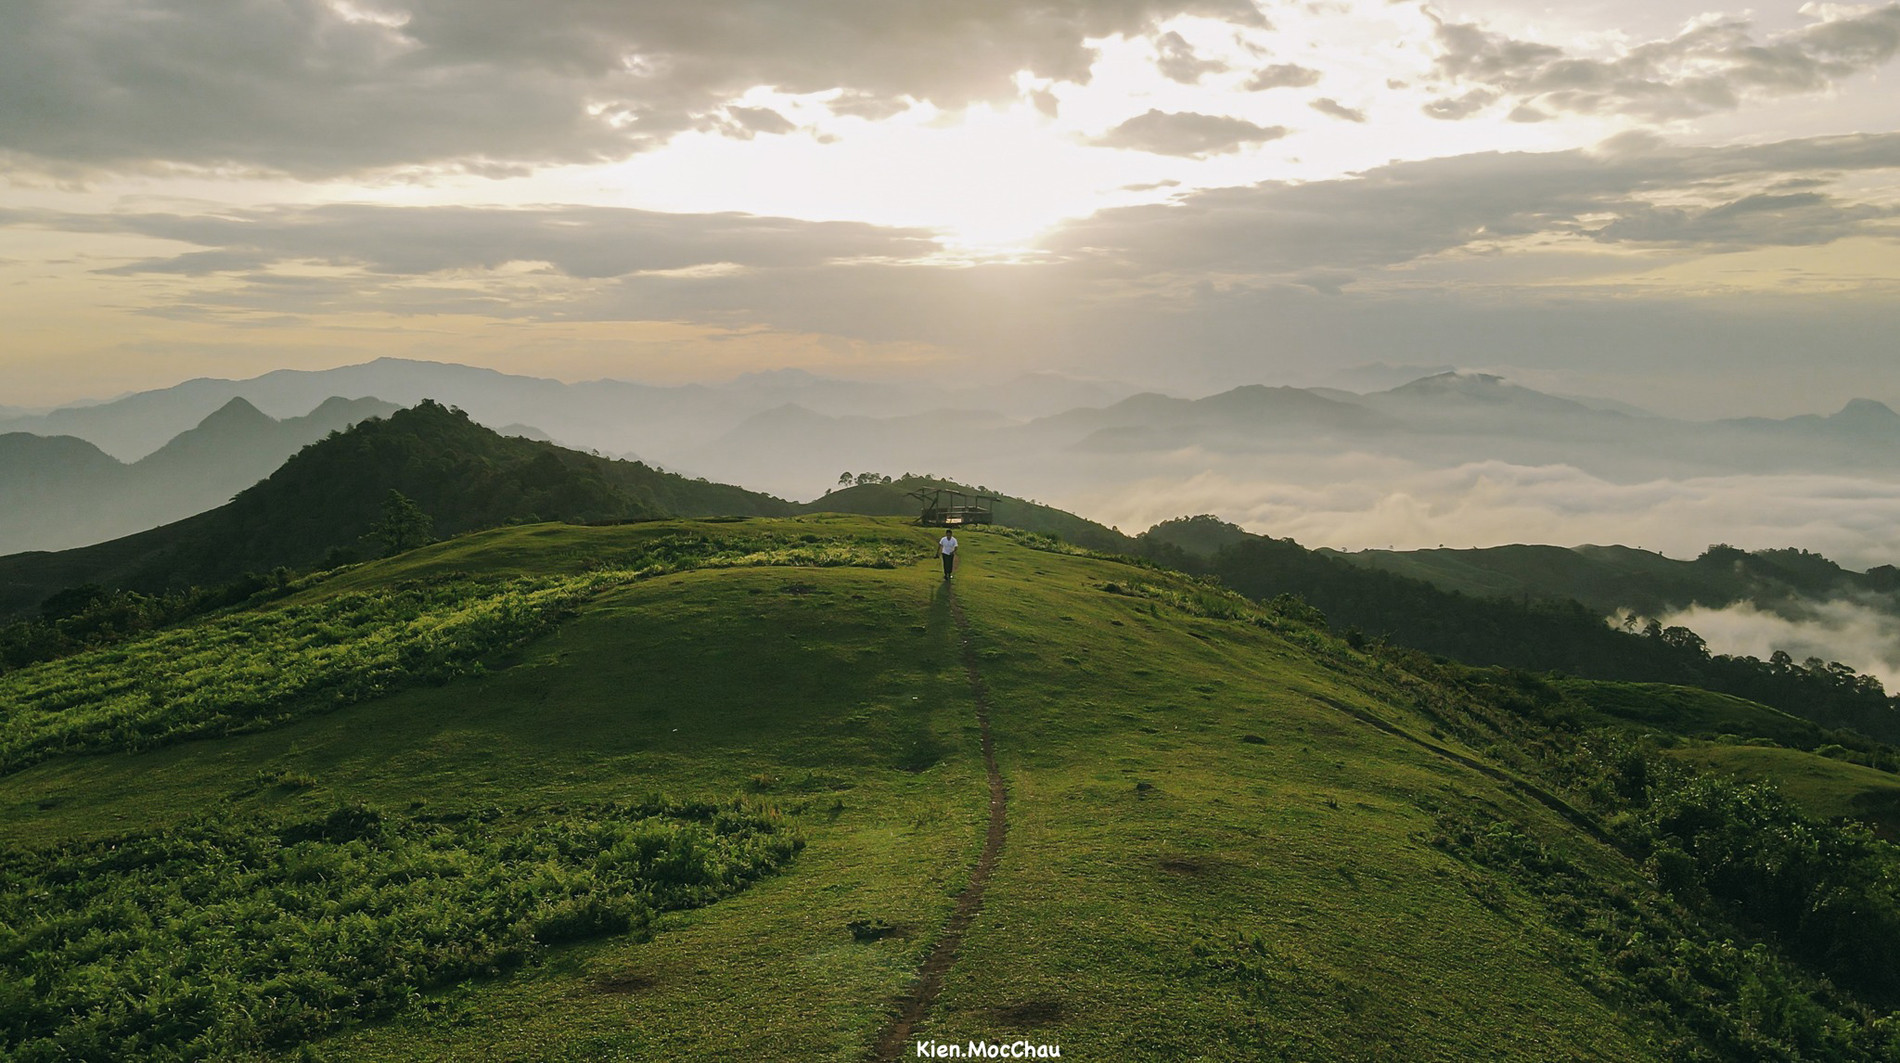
[941,552,955,578]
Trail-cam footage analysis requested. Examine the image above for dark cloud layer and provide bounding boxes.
[7,132,1897,393]
[5,203,938,278]
[1155,30,1228,83]
[1042,133,1900,274]
[1309,97,1366,123]
[1092,109,1290,156]
[0,0,1264,175]
[1427,4,1900,121]
[1245,62,1322,90]
[11,132,1894,300]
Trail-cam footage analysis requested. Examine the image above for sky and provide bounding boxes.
[2,0,1899,415]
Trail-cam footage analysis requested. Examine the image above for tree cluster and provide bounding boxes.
[1144,532,1900,743]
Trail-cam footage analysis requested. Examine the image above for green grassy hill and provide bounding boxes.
[799,476,1136,552]
[1674,744,1900,841]
[1134,518,1900,744]
[4,518,1900,1060]
[0,401,792,618]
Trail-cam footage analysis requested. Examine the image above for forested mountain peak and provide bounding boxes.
[0,401,791,616]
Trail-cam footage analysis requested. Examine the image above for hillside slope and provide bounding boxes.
[5,518,1898,1060]
[800,476,1137,552]
[1326,541,1900,619]
[1141,517,1900,743]
[0,401,791,617]
[0,396,399,555]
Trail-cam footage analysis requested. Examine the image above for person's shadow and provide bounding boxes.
[929,574,954,640]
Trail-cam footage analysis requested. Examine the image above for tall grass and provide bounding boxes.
[0,529,917,773]
[0,799,800,1060]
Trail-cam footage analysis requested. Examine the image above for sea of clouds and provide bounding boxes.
[1043,455,1900,686]
[1060,457,1900,571]
[1654,599,1900,693]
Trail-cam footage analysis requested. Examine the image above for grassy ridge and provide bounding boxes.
[3,518,984,1058]
[910,534,1661,1059]
[0,522,919,772]
[4,517,1899,1059]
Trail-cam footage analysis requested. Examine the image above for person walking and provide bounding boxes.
[939,530,959,579]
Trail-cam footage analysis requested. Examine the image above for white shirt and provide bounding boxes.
[939,534,958,555]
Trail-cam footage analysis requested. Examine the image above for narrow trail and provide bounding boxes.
[869,586,1008,1061]
[1306,691,1625,852]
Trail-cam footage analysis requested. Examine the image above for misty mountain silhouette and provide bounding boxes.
[0,357,1143,466]
[0,401,791,617]
[0,396,399,555]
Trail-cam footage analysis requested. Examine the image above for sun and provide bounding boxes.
[577,97,1182,253]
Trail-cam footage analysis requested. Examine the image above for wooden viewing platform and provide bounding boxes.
[909,488,999,527]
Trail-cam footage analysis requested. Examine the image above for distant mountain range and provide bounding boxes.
[0,358,1140,464]
[0,396,398,554]
[9,360,1900,564]
[0,402,790,617]
[0,431,1137,620]
[7,413,1897,747]
[672,369,1900,498]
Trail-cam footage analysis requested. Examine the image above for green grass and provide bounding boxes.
[1,800,798,1060]
[1553,679,1900,838]
[900,533,1653,1060]
[1674,743,1900,839]
[0,520,921,773]
[1555,679,1826,746]
[2,516,1887,1060]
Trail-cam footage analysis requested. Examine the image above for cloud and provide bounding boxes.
[1060,460,1900,573]
[1591,191,1897,247]
[17,133,1898,292]
[1427,3,1900,121]
[1422,89,1498,120]
[721,106,798,138]
[1308,97,1366,122]
[30,203,940,279]
[1292,268,1354,294]
[1655,599,1900,691]
[10,133,1900,403]
[1092,109,1290,157]
[1155,30,1227,83]
[93,249,278,276]
[1040,132,1900,276]
[0,0,1266,175]
[1245,62,1323,89]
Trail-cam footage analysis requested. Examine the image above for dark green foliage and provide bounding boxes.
[1615,760,1900,1005]
[0,570,299,674]
[0,526,920,774]
[370,489,434,556]
[1376,650,1900,1056]
[1431,809,1900,1063]
[1158,530,1900,743]
[0,401,793,618]
[1316,540,1892,622]
[0,800,800,1060]
[1138,514,1254,558]
[803,474,1136,553]
[38,584,109,621]
[0,576,583,773]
